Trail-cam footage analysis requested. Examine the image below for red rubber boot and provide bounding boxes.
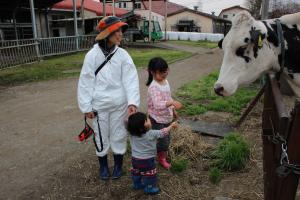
[157,151,171,169]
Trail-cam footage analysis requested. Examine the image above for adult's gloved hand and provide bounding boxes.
[85,112,95,119]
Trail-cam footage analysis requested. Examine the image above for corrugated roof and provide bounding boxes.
[219,5,249,16]
[142,0,185,16]
[0,0,63,17]
[53,0,128,16]
[168,8,230,23]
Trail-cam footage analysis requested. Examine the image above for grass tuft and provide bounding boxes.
[209,167,222,184]
[171,158,188,173]
[214,133,250,171]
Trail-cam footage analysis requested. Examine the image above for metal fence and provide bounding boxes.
[0,35,97,69]
[0,39,36,47]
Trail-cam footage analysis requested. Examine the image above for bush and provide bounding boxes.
[171,158,188,173]
[209,167,221,184]
[215,133,250,171]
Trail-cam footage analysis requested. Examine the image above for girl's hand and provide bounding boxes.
[166,100,182,109]
[128,105,137,116]
[171,121,179,129]
[165,121,178,133]
[173,101,183,110]
[85,112,95,119]
[166,101,174,107]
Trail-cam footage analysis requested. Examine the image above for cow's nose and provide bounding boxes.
[214,84,224,96]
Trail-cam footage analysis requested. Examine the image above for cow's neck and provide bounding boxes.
[263,20,300,73]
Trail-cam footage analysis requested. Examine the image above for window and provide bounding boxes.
[119,2,122,8]
[52,15,65,20]
[154,22,161,31]
[134,2,141,9]
[223,14,228,19]
[123,2,126,8]
[53,29,60,37]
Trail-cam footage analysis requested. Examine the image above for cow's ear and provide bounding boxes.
[218,39,223,49]
[249,27,264,48]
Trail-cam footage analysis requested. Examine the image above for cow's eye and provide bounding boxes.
[236,46,247,57]
[236,46,251,63]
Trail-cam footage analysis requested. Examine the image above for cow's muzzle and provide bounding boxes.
[214,83,224,96]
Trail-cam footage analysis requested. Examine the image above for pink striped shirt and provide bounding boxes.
[147,80,173,124]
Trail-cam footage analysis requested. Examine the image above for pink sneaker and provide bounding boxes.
[157,151,171,169]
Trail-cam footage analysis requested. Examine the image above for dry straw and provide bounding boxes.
[169,125,212,161]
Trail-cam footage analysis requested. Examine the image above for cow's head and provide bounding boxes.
[214,11,280,96]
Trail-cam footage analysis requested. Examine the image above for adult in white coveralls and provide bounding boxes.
[77,16,140,180]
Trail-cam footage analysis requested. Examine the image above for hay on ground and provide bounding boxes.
[169,125,211,161]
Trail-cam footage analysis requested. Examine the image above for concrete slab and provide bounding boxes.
[180,119,234,138]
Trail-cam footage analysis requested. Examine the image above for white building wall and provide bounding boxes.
[135,10,165,31]
[109,1,134,10]
[219,8,246,21]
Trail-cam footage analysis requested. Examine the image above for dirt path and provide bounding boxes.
[0,45,222,199]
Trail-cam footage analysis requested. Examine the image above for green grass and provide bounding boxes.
[171,158,188,173]
[0,52,86,86]
[0,48,192,86]
[214,133,250,171]
[209,167,222,184]
[176,71,258,116]
[128,48,192,68]
[168,40,218,49]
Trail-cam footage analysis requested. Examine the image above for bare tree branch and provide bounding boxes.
[247,0,262,19]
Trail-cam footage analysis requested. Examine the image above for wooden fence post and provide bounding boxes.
[277,99,300,199]
[262,77,276,200]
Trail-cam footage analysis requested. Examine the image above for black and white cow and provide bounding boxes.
[214,11,300,96]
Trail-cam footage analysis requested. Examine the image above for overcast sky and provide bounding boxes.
[169,0,247,15]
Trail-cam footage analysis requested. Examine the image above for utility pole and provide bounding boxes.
[164,0,167,41]
[73,0,79,50]
[112,0,115,16]
[148,0,152,42]
[103,0,106,17]
[13,8,18,43]
[81,0,85,35]
[29,0,40,58]
[261,0,270,85]
[261,0,270,19]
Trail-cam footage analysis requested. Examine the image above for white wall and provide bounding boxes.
[163,31,224,42]
[220,8,246,21]
[167,10,214,33]
[135,10,165,31]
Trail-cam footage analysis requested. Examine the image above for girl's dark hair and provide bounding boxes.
[127,112,148,137]
[146,57,169,86]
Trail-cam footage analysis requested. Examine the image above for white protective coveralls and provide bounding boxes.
[77,44,140,157]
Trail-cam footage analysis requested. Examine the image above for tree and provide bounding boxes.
[269,1,300,18]
[247,0,263,19]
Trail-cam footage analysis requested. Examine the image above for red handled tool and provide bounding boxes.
[78,116,94,141]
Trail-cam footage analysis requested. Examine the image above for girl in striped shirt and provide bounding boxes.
[146,57,182,169]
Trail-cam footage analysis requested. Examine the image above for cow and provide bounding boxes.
[214,11,300,96]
